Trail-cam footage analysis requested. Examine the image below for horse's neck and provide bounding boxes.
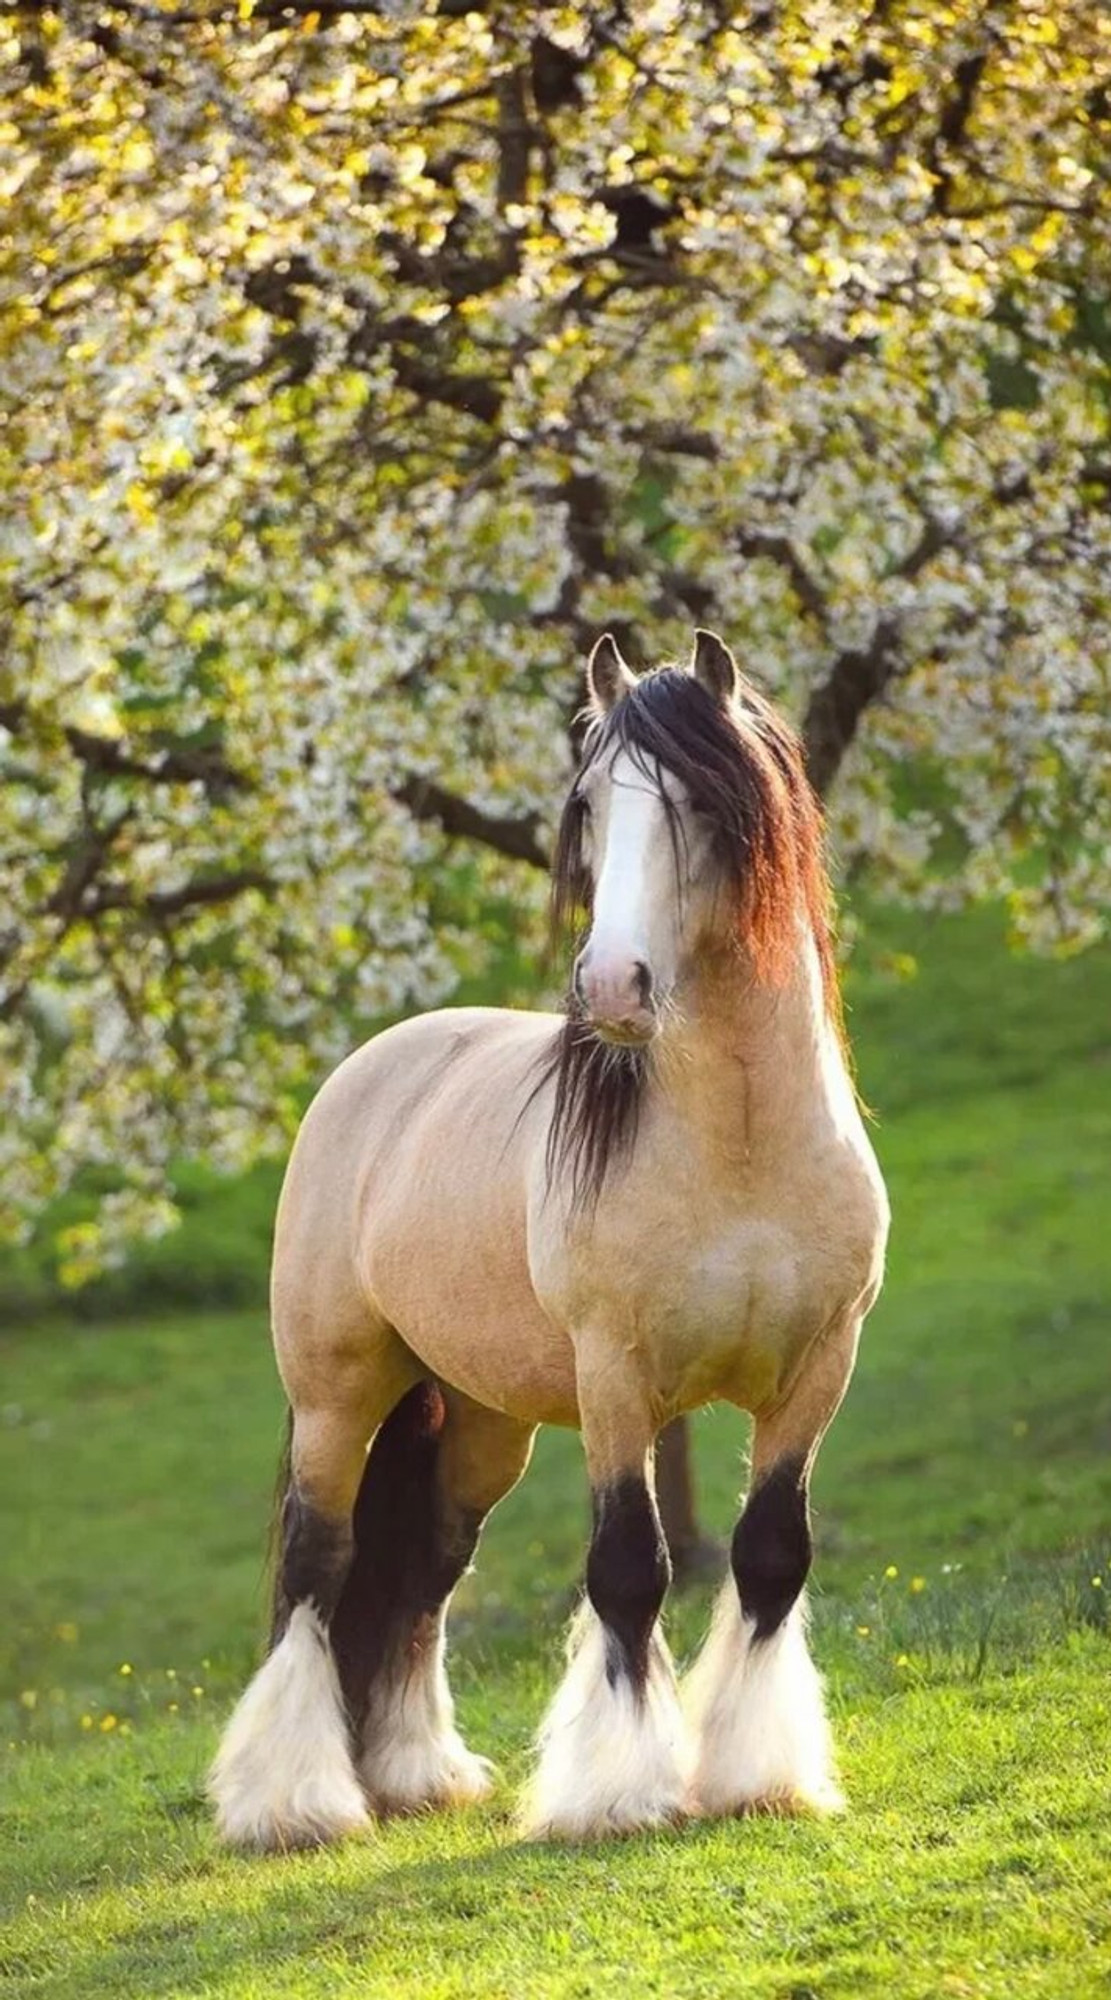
[656,930,840,1162]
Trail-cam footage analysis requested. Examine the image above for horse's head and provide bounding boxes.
[553,629,831,1048]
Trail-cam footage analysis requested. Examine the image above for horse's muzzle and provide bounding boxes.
[573,950,658,1045]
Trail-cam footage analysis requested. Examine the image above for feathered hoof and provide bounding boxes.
[522,1788,690,1844]
[712,1779,847,1820]
[521,1604,691,1843]
[209,1605,370,1852]
[360,1736,495,1818]
[685,1591,844,1827]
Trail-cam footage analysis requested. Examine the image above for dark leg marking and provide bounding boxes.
[328,1382,484,1732]
[271,1492,354,1644]
[730,1456,811,1641]
[586,1474,670,1690]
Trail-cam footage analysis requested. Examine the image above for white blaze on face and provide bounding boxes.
[578,748,684,1030]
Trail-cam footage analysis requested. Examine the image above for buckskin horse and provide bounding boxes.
[210,630,889,1847]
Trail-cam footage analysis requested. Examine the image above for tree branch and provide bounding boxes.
[62,727,249,798]
[44,808,135,922]
[928,49,990,216]
[85,870,274,919]
[495,66,532,210]
[802,619,901,798]
[736,528,830,629]
[393,775,548,870]
[0,699,248,800]
[801,513,950,794]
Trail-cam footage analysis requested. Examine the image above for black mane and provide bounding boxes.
[540,666,832,1209]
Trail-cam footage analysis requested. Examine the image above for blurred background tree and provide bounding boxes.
[3,0,1108,1291]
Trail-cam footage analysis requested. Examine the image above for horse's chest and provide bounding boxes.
[641,1213,835,1401]
[680,1217,809,1331]
[549,1167,879,1416]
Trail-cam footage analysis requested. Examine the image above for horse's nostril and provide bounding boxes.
[633,960,653,1007]
[572,958,587,1008]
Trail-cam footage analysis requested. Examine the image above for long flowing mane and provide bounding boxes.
[543,666,840,1206]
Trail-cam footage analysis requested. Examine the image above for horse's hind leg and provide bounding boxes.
[209,1331,416,1851]
[337,1384,534,1815]
[686,1310,862,1818]
[522,1338,690,1839]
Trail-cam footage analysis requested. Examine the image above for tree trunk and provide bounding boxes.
[656,1415,722,1583]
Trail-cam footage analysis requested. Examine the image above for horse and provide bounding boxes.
[209,628,889,1849]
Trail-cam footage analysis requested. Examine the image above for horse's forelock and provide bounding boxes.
[556,668,835,994]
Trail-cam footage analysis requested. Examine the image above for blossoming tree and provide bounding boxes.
[3,0,1108,1283]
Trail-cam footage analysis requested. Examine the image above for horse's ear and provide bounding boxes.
[586,633,636,716]
[691,628,739,707]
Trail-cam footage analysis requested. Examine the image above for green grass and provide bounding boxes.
[2,904,1110,1998]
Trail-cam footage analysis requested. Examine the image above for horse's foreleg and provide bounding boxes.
[686,1310,862,1819]
[209,1384,389,1851]
[522,1342,689,1839]
[349,1386,534,1815]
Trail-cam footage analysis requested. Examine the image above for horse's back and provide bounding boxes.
[300,1005,555,1146]
[277,1004,556,1249]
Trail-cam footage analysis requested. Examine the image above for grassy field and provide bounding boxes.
[2,905,1110,1999]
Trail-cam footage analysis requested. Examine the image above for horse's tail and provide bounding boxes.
[266,1405,295,1645]
[263,1387,446,1705]
[330,1383,446,1729]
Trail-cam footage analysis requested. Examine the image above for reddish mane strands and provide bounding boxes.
[543,667,842,1207]
[556,667,840,1007]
